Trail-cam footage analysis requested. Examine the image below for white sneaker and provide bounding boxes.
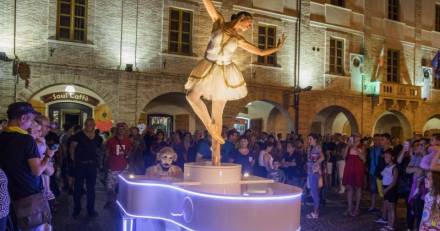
[375,218,387,224]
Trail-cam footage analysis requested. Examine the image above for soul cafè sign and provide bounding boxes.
[41,92,100,106]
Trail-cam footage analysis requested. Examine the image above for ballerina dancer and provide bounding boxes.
[185,0,286,165]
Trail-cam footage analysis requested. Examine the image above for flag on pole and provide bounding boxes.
[432,51,440,80]
[373,45,385,81]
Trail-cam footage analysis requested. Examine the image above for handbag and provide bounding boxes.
[12,192,51,229]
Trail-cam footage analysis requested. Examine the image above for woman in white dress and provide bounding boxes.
[185,0,286,147]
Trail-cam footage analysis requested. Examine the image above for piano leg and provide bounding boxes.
[122,216,135,231]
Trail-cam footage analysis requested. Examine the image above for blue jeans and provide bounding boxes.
[292,177,305,188]
[308,173,320,211]
[0,216,6,231]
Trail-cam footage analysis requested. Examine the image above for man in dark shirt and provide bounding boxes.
[143,126,155,168]
[0,102,55,230]
[221,129,239,163]
[195,131,212,161]
[333,133,347,194]
[70,118,103,218]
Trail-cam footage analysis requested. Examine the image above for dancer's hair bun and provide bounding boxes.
[230,11,252,21]
[230,13,238,21]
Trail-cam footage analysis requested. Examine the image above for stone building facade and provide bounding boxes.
[0,0,439,138]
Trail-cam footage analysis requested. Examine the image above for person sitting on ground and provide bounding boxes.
[267,158,286,183]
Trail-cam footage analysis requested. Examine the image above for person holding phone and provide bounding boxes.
[342,134,366,217]
[395,140,413,230]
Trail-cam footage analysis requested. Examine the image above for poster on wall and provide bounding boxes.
[421,66,432,99]
[350,53,364,92]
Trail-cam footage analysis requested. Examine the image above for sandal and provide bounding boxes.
[380,226,394,231]
[351,209,360,217]
[343,209,351,216]
[306,212,319,219]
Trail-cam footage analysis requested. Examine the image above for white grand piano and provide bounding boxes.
[117,162,302,231]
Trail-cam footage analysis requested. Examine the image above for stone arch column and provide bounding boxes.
[222,85,295,130]
[371,110,413,140]
[299,91,363,136]
[136,82,187,124]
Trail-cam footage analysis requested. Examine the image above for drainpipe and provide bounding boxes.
[119,0,124,69]
[13,0,18,102]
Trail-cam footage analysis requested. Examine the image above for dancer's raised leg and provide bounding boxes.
[186,90,225,144]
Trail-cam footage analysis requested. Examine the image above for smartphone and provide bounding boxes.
[49,143,59,150]
[403,141,410,151]
[348,137,354,144]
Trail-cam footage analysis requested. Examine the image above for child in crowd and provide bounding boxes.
[267,159,286,183]
[378,149,399,231]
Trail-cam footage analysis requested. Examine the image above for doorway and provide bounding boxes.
[48,102,93,128]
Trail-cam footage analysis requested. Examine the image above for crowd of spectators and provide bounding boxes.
[0,102,439,231]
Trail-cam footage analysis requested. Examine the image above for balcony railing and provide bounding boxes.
[379,82,421,101]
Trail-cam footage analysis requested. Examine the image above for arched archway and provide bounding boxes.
[141,92,202,136]
[310,106,359,136]
[235,100,292,136]
[373,111,412,140]
[423,115,440,136]
[28,84,113,131]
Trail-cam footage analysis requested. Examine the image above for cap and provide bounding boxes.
[7,102,38,120]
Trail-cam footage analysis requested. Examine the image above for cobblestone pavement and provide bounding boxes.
[53,184,408,231]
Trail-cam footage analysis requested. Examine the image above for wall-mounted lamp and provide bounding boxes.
[125,64,133,72]
[65,85,76,93]
[49,48,56,57]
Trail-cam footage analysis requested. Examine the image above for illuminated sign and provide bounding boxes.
[41,92,100,106]
[365,81,381,96]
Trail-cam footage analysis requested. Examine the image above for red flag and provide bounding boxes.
[378,46,385,67]
[374,46,385,80]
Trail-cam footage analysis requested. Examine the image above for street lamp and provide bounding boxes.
[292,85,312,134]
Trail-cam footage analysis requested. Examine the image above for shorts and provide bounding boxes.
[383,185,398,203]
[106,171,122,192]
[369,175,378,193]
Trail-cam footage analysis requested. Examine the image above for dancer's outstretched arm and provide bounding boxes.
[239,34,286,56]
[202,0,222,22]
